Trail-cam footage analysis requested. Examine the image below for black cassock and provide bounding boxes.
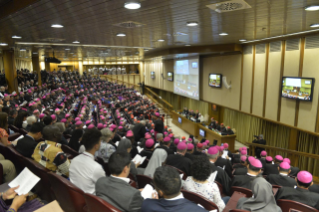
[215,157,233,178]
[266,174,297,187]
[289,166,300,177]
[210,163,231,196]
[233,167,247,176]
[165,154,192,177]
[309,184,319,194]
[140,150,153,160]
[276,187,319,210]
[263,163,279,175]
[231,174,257,190]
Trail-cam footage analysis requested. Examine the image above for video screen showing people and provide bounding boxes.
[167,72,173,81]
[281,77,313,101]
[209,74,222,88]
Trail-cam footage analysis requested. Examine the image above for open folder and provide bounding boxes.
[132,154,146,165]
[8,167,40,195]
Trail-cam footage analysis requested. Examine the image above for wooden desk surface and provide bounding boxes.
[171,111,237,151]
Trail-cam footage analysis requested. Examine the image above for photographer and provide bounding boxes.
[252,134,266,158]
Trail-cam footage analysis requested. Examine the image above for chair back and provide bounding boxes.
[83,192,121,212]
[163,164,187,180]
[23,158,53,202]
[0,164,3,184]
[215,181,224,196]
[229,210,250,212]
[61,145,79,158]
[136,174,153,189]
[231,186,253,197]
[8,133,21,142]
[19,128,28,135]
[277,199,319,212]
[181,189,219,211]
[6,146,26,174]
[8,125,19,133]
[48,172,86,212]
[96,157,111,176]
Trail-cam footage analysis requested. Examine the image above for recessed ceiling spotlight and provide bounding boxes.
[20,48,26,51]
[157,39,165,42]
[185,44,191,46]
[51,24,64,28]
[33,52,38,54]
[124,2,141,9]
[239,39,247,42]
[65,48,70,50]
[310,23,319,28]
[72,41,80,44]
[219,32,228,36]
[186,22,198,26]
[0,43,8,46]
[117,33,126,37]
[12,35,22,39]
[305,5,319,11]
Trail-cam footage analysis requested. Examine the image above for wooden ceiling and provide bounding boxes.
[1,0,319,60]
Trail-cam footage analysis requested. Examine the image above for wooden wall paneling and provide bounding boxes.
[241,46,253,113]
[265,41,282,121]
[299,36,319,131]
[280,39,300,126]
[277,41,286,121]
[239,54,244,111]
[250,45,256,114]
[263,44,270,117]
[252,44,266,116]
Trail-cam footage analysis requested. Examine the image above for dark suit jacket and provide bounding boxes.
[96,176,144,212]
[142,198,208,212]
[263,163,279,175]
[140,150,153,160]
[211,163,231,195]
[290,166,300,177]
[266,174,297,187]
[154,119,164,133]
[276,187,319,210]
[258,158,266,168]
[15,135,38,158]
[157,145,174,155]
[166,154,192,176]
[233,167,247,175]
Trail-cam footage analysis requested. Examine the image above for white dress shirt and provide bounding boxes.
[111,175,130,183]
[69,151,105,194]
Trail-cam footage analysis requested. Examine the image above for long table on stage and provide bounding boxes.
[171,111,236,152]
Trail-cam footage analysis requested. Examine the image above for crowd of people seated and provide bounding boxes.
[0,70,318,211]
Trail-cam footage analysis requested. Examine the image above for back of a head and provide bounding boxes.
[26,115,36,125]
[42,125,62,142]
[1,107,10,115]
[0,112,8,129]
[81,128,102,150]
[156,133,163,140]
[108,151,131,176]
[9,110,17,117]
[100,128,112,141]
[14,111,27,127]
[117,138,132,152]
[153,166,181,198]
[54,122,66,132]
[30,122,43,134]
[191,155,212,181]
[43,116,53,125]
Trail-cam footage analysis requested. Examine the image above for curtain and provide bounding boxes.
[0,56,4,71]
[223,108,290,156]
[15,59,33,71]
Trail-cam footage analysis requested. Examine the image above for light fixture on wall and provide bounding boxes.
[186,22,198,26]
[157,39,165,42]
[20,48,26,51]
[219,32,228,36]
[305,5,319,11]
[0,43,8,46]
[239,39,246,42]
[310,23,319,28]
[12,35,22,39]
[124,2,141,9]
[72,41,80,44]
[117,33,126,37]
[51,24,64,28]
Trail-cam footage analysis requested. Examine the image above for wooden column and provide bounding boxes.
[288,129,300,166]
[45,61,50,71]
[3,50,18,93]
[32,56,41,86]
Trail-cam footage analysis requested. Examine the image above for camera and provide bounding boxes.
[254,135,259,138]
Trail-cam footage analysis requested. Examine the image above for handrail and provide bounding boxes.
[100,75,139,88]
[144,87,173,110]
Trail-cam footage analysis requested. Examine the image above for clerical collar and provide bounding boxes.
[165,193,184,201]
[209,161,214,164]
[279,173,288,176]
[247,173,257,177]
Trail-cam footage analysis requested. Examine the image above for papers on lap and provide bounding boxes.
[8,167,40,195]
[132,154,146,165]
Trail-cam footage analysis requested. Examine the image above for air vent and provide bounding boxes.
[113,21,145,28]
[306,35,319,49]
[256,44,265,54]
[286,39,300,51]
[243,45,252,54]
[270,41,282,52]
[206,0,251,13]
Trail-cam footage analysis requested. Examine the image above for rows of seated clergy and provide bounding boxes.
[0,74,318,211]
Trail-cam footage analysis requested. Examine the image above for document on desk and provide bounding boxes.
[8,167,40,195]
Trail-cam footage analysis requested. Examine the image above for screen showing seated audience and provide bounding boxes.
[174,57,200,100]
[199,129,205,137]
[151,71,155,79]
[167,72,174,81]
[281,77,314,101]
[209,74,222,88]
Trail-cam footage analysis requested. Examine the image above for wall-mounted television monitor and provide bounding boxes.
[199,129,205,137]
[167,72,174,81]
[151,72,155,79]
[281,77,315,101]
[209,74,222,88]
[178,117,182,124]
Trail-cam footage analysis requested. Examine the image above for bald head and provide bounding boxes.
[42,125,62,143]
